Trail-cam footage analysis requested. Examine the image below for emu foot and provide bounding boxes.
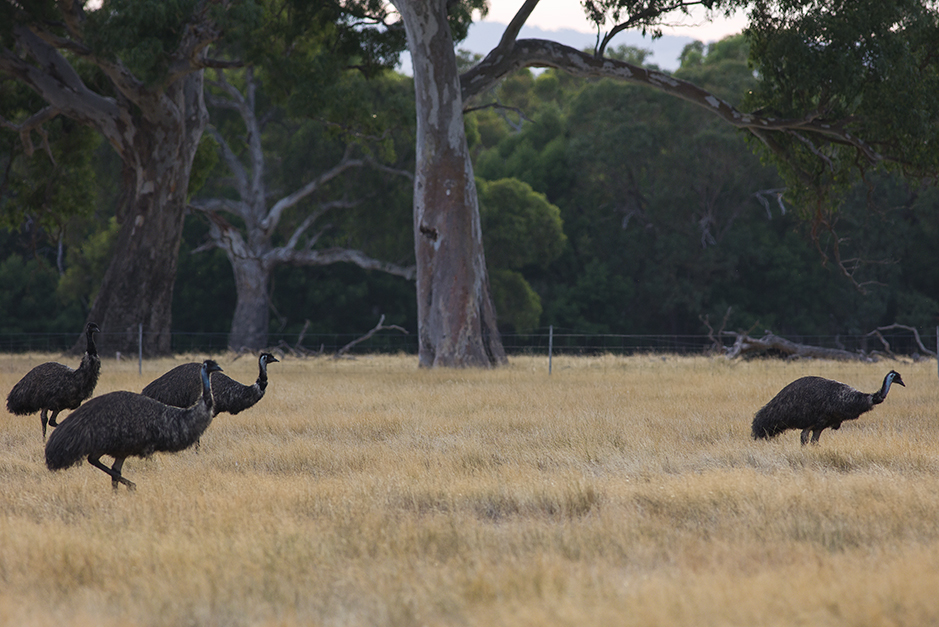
[112,477,136,491]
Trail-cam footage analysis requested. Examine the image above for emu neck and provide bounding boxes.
[872,375,893,404]
[257,359,269,391]
[86,330,98,357]
[201,368,215,413]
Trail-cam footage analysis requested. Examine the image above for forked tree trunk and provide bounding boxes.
[393,0,506,368]
[83,73,208,356]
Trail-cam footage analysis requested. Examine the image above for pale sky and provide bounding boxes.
[478,1,749,42]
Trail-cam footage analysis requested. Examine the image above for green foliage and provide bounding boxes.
[489,269,541,334]
[57,217,121,310]
[84,0,261,86]
[0,255,83,333]
[187,133,220,198]
[472,34,939,338]
[0,115,100,235]
[85,0,200,85]
[172,216,236,334]
[477,178,566,270]
[447,0,489,43]
[269,262,415,340]
[745,0,939,200]
[477,177,567,333]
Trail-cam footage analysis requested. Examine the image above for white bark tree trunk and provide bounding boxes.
[193,70,415,351]
[391,0,506,368]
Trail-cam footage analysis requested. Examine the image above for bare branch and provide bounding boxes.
[463,101,533,126]
[205,126,250,200]
[596,1,706,57]
[266,246,416,280]
[0,107,60,161]
[495,0,540,54]
[334,314,409,358]
[866,324,937,357]
[200,58,245,70]
[365,157,415,182]
[263,145,365,232]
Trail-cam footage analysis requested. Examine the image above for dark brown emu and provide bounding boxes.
[6,322,101,438]
[142,352,279,416]
[45,360,223,490]
[752,370,905,445]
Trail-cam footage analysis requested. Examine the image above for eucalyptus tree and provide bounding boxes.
[0,0,259,355]
[191,68,415,351]
[386,0,939,367]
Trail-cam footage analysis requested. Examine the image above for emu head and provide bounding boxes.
[887,370,905,388]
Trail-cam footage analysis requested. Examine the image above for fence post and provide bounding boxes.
[548,325,553,375]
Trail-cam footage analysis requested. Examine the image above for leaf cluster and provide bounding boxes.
[746,0,939,195]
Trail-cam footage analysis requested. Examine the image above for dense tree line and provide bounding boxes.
[2,2,937,355]
[469,37,939,337]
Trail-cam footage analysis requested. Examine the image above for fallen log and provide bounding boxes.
[721,331,873,361]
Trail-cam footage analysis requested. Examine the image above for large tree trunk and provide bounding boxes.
[84,73,208,357]
[393,0,506,368]
[228,255,271,352]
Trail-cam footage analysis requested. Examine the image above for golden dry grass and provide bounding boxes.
[1,352,938,626]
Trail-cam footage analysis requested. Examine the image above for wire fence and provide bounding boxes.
[0,327,936,358]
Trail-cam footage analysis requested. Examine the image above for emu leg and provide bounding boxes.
[800,428,811,446]
[48,409,61,428]
[810,428,824,444]
[40,409,48,439]
[110,457,130,491]
[88,455,136,491]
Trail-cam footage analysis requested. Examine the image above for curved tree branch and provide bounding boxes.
[461,39,884,166]
[265,246,416,280]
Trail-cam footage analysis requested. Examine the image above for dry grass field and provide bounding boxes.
[1,352,938,626]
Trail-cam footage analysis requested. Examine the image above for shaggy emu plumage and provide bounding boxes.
[45,360,223,490]
[142,352,279,416]
[6,322,101,438]
[752,370,905,445]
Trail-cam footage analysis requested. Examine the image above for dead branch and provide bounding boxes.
[866,324,937,358]
[699,306,732,355]
[334,314,408,359]
[721,330,874,362]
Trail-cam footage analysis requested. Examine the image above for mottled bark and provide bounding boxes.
[86,71,208,356]
[392,0,506,368]
[0,4,221,356]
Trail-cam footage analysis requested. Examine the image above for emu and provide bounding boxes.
[752,370,905,445]
[142,352,279,416]
[45,360,223,490]
[6,322,101,438]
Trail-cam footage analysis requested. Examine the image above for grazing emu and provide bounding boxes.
[142,352,279,416]
[6,322,101,438]
[45,360,223,490]
[752,370,905,445]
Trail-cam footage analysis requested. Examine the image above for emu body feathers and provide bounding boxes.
[45,360,223,490]
[6,322,101,438]
[142,352,278,416]
[752,370,905,445]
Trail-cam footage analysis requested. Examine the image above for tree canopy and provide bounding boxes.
[2,1,937,358]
